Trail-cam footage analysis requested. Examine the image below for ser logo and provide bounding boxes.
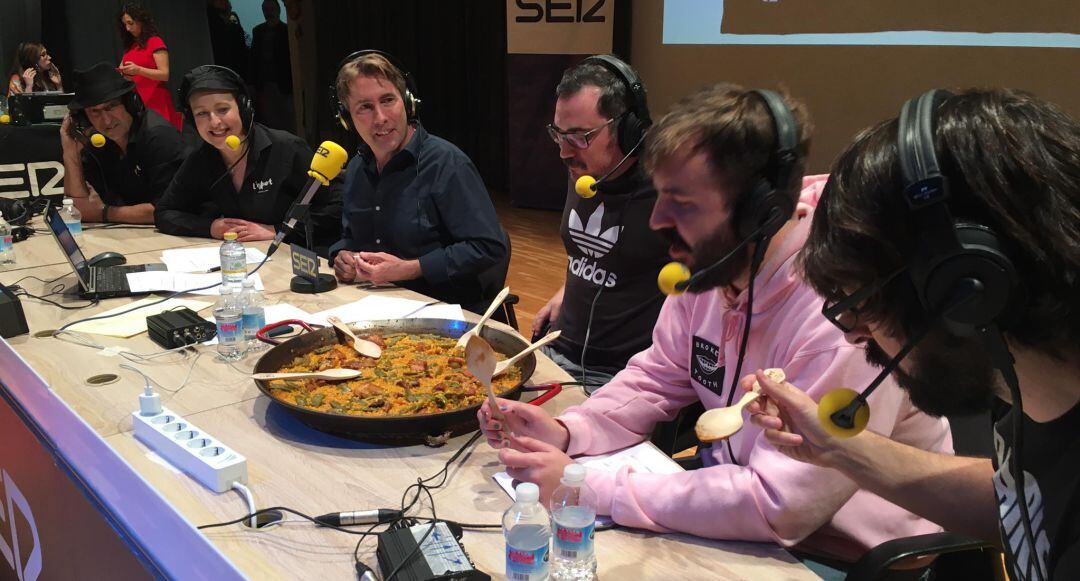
[0,470,42,581]
[0,163,64,198]
[291,245,319,280]
[514,0,606,23]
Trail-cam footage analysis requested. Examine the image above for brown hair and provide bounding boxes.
[117,2,159,50]
[335,53,407,106]
[800,88,1080,351]
[8,42,59,92]
[644,83,812,207]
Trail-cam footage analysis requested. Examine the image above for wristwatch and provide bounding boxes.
[101,204,110,223]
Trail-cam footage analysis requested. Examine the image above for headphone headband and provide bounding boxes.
[582,54,651,126]
[178,65,253,132]
[750,89,799,195]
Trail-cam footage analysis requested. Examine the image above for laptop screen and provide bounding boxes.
[45,204,91,289]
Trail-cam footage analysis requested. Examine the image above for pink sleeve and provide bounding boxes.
[577,342,949,545]
[147,36,167,52]
[558,295,701,457]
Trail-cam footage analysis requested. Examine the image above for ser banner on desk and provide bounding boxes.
[506,0,614,54]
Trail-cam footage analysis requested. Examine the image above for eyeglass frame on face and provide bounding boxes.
[821,265,907,333]
[546,114,622,150]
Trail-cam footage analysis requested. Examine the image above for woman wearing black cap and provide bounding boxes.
[154,65,342,253]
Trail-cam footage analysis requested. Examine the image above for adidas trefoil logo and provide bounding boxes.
[569,203,621,258]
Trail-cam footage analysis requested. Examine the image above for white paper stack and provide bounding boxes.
[308,295,465,325]
[160,246,268,273]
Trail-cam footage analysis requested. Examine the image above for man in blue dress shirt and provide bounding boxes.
[329,51,508,315]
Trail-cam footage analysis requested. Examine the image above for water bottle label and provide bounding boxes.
[66,221,82,234]
[217,321,242,343]
[506,543,549,581]
[0,235,11,251]
[554,521,595,560]
[242,312,266,337]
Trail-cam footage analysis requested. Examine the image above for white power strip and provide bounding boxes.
[132,406,248,493]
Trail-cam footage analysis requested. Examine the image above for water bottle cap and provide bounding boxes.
[224,232,238,241]
[515,482,539,503]
[562,463,586,483]
[63,198,73,206]
[242,278,254,288]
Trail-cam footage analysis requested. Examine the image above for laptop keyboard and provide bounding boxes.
[90,267,129,292]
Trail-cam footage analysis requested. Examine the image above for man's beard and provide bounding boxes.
[865,329,998,417]
[658,225,748,292]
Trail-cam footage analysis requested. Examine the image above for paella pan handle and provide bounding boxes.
[522,383,562,407]
[256,319,316,346]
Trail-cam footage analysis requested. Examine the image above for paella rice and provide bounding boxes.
[265,333,522,416]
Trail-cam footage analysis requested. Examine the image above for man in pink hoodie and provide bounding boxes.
[479,83,950,562]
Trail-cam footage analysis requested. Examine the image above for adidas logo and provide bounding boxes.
[569,203,621,258]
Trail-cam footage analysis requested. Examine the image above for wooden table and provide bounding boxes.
[0,229,816,580]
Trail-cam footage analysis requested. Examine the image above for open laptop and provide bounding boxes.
[45,203,166,299]
[8,91,74,125]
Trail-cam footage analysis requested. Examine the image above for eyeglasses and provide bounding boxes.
[546,116,620,150]
[821,265,907,333]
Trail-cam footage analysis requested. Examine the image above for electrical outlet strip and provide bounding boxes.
[132,407,248,493]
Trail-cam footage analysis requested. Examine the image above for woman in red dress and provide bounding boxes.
[116,2,182,130]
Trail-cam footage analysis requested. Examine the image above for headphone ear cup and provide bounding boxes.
[736,180,793,240]
[618,112,645,156]
[924,224,1017,332]
[403,89,417,121]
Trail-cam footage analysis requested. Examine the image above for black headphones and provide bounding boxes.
[733,89,800,241]
[897,89,1018,337]
[332,49,420,132]
[581,54,651,156]
[72,90,146,132]
[178,65,254,132]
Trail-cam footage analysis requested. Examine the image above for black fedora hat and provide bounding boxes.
[68,62,136,111]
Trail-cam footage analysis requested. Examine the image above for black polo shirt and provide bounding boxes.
[154,122,343,253]
[328,124,507,313]
[81,109,187,207]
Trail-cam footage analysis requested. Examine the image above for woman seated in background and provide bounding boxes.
[7,42,63,96]
[154,65,342,254]
[116,2,182,129]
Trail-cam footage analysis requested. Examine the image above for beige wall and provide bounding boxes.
[630,1,1080,173]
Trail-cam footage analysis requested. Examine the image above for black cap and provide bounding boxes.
[179,65,245,104]
[69,62,135,111]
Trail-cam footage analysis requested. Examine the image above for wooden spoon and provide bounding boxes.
[695,368,786,443]
[327,316,382,358]
[464,334,503,423]
[456,287,511,349]
[493,330,561,377]
[252,368,362,381]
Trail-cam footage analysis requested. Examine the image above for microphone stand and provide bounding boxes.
[284,200,337,294]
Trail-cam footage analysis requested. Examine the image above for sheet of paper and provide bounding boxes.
[492,441,683,526]
[126,272,265,296]
[160,246,268,272]
[308,295,465,325]
[66,297,214,338]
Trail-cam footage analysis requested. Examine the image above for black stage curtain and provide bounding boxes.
[41,0,213,107]
[311,0,508,191]
[0,0,43,85]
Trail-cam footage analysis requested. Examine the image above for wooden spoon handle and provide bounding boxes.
[494,330,561,375]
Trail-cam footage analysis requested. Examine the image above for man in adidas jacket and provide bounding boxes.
[480,84,951,563]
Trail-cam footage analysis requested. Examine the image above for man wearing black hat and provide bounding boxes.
[61,61,186,224]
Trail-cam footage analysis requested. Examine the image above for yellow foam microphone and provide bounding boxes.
[818,388,870,438]
[225,134,241,151]
[308,140,348,185]
[0,114,9,125]
[657,262,691,296]
[90,133,106,148]
[575,175,598,199]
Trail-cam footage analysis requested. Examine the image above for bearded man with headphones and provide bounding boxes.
[750,88,1080,581]
[154,65,342,253]
[479,83,949,566]
[534,55,670,394]
[60,62,186,224]
[328,50,507,315]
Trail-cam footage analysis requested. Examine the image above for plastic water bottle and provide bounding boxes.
[60,198,82,239]
[240,277,265,349]
[504,482,552,581]
[550,464,598,580]
[0,211,15,266]
[219,232,246,289]
[214,287,244,361]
